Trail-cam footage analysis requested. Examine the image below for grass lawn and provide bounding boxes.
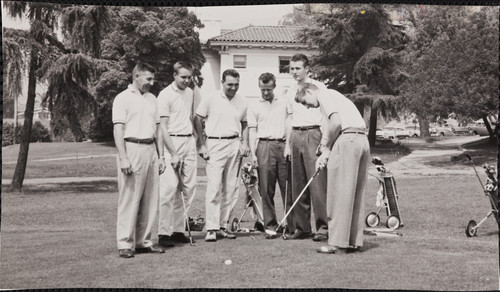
[1,173,498,289]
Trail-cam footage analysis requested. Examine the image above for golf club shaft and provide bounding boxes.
[277,169,320,228]
[236,155,244,177]
[178,161,194,245]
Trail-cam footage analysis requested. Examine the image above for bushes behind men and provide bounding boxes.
[2,121,51,147]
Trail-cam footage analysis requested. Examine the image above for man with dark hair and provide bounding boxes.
[294,83,369,254]
[157,61,198,248]
[284,53,329,241]
[194,69,250,242]
[112,62,166,258]
[248,72,293,238]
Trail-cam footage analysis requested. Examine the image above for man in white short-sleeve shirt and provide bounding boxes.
[156,61,198,248]
[283,54,329,241]
[194,69,250,242]
[295,83,369,254]
[248,72,293,237]
[112,62,166,258]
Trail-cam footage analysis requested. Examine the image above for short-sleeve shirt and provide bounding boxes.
[286,78,327,127]
[318,89,366,130]
[195,91,247,137]
[247,95,288,139]
[112,84,159,139]
[157,82,193,135]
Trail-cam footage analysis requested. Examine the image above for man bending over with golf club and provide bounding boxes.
[194,69,250,242]
[248,73,293,239]
[157,61,199,248]
[295,83,369,254]
[112,62,166,258]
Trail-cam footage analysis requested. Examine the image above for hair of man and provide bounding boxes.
[133,62,156,76]
[295,82,319,103]
[258,72,276,87]
[173,61,194,74]
[222,69,240,82]
[290,53,309,68]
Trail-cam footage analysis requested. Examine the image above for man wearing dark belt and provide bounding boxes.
[295,83,369,254]
[248,73,293,238]
[112,62,166,258]
[157,61,198,247]
[284,54,329,241]
[194,69,250,242]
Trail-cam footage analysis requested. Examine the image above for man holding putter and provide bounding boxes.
[157,61,199,247]
[248,73,293,238]
[295,83,369,254]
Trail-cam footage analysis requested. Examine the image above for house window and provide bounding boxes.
[233,55,247,68]
[279,56,290,73]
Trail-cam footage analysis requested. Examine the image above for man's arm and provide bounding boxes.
[160,117,180,169]
[316,113,342,171]
[155,123,166,174]
[239,121,250,157]
[113,123,132,175]
[194,114,209,160]
[284,113,292,159]
[249,127,258,165]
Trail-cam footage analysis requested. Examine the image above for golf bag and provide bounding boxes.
[465,161,499,237]
[230,162,265,232]
[365,157,404,230]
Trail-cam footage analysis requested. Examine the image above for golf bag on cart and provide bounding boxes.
[365,157,404,230]
[465,153,499,237]
[230,162,265,232]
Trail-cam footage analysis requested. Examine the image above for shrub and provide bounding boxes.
[2,121,51,146]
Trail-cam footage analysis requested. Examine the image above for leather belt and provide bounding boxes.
[170,134,192,137]
[292,125,320,131]
[259,138,286,142]
[207,135,239,140]
[342,131,366,135]
[124,137,154,144]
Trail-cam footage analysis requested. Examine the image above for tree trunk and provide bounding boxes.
[13,94,18,144]
[368,104,377,147]
[482,116,496,144]
[10,52,37,191]
[418,115,431,137]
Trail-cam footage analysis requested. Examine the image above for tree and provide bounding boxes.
[279,4,317,27]
[299,4,407,146]
[400,6,498,141]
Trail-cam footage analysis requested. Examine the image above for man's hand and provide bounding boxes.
[315,150,330,171]
[170,153,180,170]
[284,144,291,160]
[198,144,210,160]
[159,157,166,175]
[239,142,250,157]
[251,153,258,168]
[119,157,133,175]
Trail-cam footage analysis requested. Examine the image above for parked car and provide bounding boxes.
[376,126,399,141]
[395,127,410,139]
[405,126,420,137]
[452,126,471,135]
[468,121,490,136]
[430,126,455,136]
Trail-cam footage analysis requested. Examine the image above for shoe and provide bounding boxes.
[135,246,165,254]
[317,245,336,254]
[276,225,284,233]
[217,228,237,239]
[265,233,280,239]
[171,232,192,243]
[118,249,134,258]
[205,230,217,242]
[158,235,175,248]
[312,233,328,242]
[290,231,313,240]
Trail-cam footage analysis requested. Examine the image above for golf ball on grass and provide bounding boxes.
[224,259,232,265]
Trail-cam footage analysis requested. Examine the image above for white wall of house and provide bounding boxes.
[200,46,318,99]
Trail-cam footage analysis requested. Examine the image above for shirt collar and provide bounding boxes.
[171,82,183,93]
[128,84,147,96]
[259,96,278,103]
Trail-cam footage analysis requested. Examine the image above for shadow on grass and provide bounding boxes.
[2,181,117,194]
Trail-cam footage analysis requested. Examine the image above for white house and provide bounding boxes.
[200,25,319,99]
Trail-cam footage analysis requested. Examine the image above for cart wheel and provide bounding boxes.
[230,218,239,232]
[365,212,380,227]
[254,220,265,232]
[465,220,477,237]
[386,215,401,230]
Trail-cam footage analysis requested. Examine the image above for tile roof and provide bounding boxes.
[209,25,306,44]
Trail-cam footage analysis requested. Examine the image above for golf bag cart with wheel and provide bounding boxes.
[230,162,265,233]
[365,157,404,230]
[464,153,498,237]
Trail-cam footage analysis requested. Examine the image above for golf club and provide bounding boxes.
[272,168,321,235]
[236,154,244,177]
[177,160,196,246]
[282,157,291,238]
[465,153,485,190]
